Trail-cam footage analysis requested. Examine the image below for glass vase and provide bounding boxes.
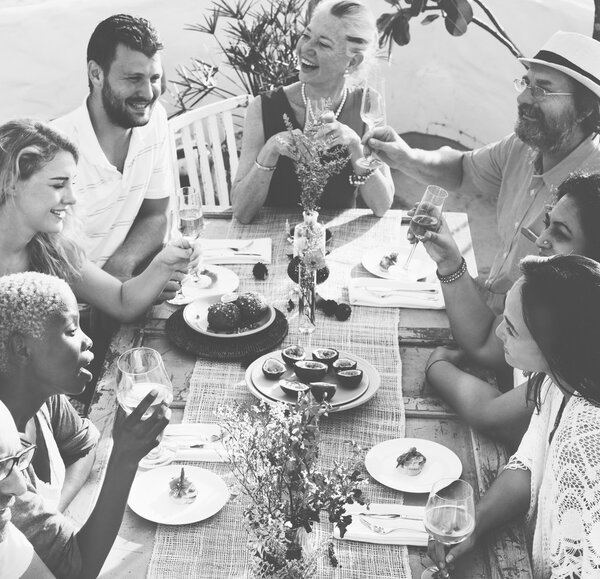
[293,211,326,335]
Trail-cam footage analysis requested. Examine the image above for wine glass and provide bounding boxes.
[421,478,475,579]
[356,75,386,170]
[116,347,175,468]
[174,186,210,294]
[404,185,448,271]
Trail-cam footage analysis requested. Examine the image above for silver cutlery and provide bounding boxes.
[204,241,255,252]
[358,512,423,521]
[360,285,438,294]
[367,290,439,300]
[359,515,420,535]
[165,433,221,443]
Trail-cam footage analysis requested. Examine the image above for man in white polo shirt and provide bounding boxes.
[52,14,172,280]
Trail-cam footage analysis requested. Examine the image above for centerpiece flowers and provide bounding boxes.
[217,393,366,578]
[283,114,349,333]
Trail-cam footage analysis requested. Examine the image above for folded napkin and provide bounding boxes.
[202,238,272,265]
[348,277,445,310]
[163,423,227,463]
[334,503,428,546]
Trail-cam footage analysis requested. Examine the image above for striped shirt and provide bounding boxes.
[52,100,172,266]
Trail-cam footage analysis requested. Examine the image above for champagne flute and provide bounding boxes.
[404,185,448,271]
[356,75,386,170]
[175,186,209,293]
[116,347,175,468]
[421,478,475,579]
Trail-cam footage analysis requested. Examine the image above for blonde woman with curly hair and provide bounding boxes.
[0,118,196,321]
[0,272,169,579]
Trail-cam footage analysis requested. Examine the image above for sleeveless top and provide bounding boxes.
[261,86,364,209]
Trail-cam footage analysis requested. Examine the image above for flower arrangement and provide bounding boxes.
[282,114,349,213]
[217,393,366,578]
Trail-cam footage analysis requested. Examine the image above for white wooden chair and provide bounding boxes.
[168,94,251,208]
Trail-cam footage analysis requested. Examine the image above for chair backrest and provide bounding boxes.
[168,94,251,207]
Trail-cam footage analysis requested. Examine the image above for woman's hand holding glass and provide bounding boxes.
[408,210,463,276]
[116,347,174,468]
[422,478,476,579]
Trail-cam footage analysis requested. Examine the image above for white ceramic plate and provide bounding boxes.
[362,247,436,281]
[245,350,380,412]
[365,438,462,493]
[167,266,239,306]
[128,465,229,525]
[183,295,276,338]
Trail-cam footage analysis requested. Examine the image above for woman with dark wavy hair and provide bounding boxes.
[428,254,600,578]
[0,118,197,321]
[423,171,600,447]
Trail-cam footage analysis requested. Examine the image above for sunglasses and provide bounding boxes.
[0,444,36,482]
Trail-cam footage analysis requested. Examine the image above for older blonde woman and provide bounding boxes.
[0,119,197,322]
[232,0,394,223]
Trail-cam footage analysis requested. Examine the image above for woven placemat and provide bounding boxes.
[166,307,289,360]
[149,210,412,579]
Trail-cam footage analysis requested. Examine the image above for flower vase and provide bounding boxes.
[294,211,326,335]
[250,527,320,579]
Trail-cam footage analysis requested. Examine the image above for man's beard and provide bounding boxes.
[101,81,156,129]
[515,103,579,154]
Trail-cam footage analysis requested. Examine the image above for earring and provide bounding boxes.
[344,69,350,77]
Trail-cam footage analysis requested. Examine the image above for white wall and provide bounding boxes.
[0,0,594,146]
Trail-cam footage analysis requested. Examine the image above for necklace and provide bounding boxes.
[301,82,348,125]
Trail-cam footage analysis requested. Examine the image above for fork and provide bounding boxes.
[359,515,418,535]
[205,240,254,252]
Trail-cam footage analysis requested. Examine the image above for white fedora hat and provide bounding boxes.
[519,31,600,100]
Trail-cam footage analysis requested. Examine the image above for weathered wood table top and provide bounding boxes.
[67,208,532,578]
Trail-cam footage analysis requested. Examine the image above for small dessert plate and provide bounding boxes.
[362,247,436,281]
[365,438,462,493]
[167,266,239,306]
[128,465,229,525]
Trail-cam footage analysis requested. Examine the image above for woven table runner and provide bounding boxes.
[148,209,412,579]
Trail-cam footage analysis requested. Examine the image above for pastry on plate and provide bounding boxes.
[396,446,426,476]
[169,467,198,504]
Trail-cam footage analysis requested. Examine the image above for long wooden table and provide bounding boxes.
[67,209,533,578]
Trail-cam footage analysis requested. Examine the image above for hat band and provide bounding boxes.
[534,49,600,89]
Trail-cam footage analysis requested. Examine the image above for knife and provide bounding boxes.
[361,286,439,294]
[358,512,423,521]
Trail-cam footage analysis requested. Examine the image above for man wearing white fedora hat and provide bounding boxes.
[365,31,600,312]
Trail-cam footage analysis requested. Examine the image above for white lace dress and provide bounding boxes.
[505,379,600,578]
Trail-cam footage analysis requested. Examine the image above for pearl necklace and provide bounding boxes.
[301,82,348,125]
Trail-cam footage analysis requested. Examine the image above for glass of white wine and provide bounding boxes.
[356,74,386,170]
[404,185,448,271]
[116,347,174,468]
[175,186,211,293]
[421,478,476,579]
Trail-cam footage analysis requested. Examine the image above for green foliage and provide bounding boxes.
[171,0,308,114]
[282,114,349,213]
[378,0,522,59]
[218,393,366,576]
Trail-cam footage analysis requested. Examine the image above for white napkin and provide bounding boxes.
[163,423,227,463]
[334,503,428,546]
[348,277,445,310]
[202,238,272,264]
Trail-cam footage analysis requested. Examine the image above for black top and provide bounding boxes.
[261,86,364,209]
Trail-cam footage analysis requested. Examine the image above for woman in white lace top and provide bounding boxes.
[428,254,600,578]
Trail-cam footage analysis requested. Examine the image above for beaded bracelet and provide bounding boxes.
[348,167,375,187]
[254,157,276,172]
[436,257,467,284]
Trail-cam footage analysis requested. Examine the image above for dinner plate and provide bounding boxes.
[128,465,229,525]
[245,350,380,411]
[362,247,436,281]
[183,296,276,338]
[365,438,462,493]
[167,266,239,306]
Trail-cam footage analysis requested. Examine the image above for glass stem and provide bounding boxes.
[404,242,419,270]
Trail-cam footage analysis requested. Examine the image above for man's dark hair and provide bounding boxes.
[573,82,600,136]
[87,14,163,76]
